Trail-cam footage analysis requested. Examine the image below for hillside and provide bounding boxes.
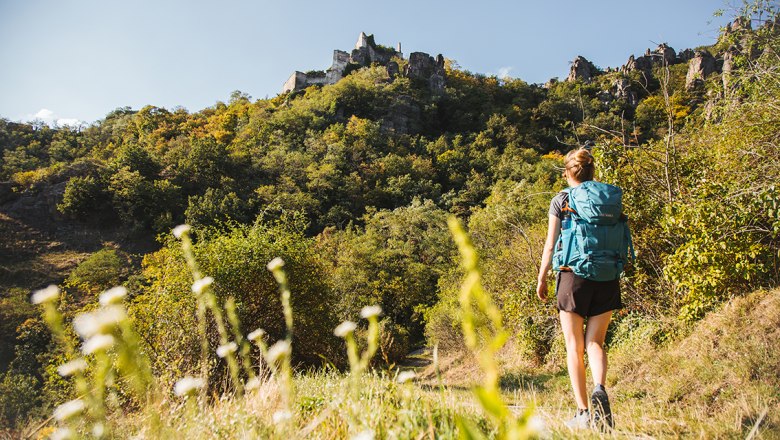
[1,5,779,438]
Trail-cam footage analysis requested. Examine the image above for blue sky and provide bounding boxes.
[0,0,734,125]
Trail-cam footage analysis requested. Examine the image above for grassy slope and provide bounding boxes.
[606,288,780,438]
[52,288,772,439]
[424,288,780,438]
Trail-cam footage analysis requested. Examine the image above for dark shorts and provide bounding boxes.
[556,271,622,317]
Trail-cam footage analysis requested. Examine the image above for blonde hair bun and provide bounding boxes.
[564,148,595,181]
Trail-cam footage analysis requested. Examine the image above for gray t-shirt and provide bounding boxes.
[548,191,569,219]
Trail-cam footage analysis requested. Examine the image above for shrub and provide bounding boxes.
[0,372,41,427]
[58,175,111,218]
[64,248,131,300]
[320,199,456,344]
[132,215,342,377]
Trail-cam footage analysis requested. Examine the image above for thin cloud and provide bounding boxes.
[28,108,82,127]
[56,118,81,127]
[497,66,513,80]
[34,108,55,120]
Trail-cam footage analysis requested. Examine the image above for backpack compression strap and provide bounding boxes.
[560,188,577,271]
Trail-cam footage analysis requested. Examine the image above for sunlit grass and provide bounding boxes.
[29,222,779,439]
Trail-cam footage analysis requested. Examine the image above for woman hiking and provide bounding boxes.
[536,147,627,431]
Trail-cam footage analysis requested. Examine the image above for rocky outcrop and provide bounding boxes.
[722,49,735,90]
[685,50,718,90]
[405,53,446,94]
[622,43,680,74]
[655,43,677,66]
[387,61,400,79]
[382,95,422,134]
[622,54,653,74]
[677,48,696,63]
[567,56,596,82]
[613,77,638,107]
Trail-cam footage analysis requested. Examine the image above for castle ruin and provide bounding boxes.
[282,32,445,94]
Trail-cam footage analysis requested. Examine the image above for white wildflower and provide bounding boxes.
[99,286,127,306]
[265,340,291,364]
[172,224,191,238]
[245,377,262,391]
[31,285,59,304]
[352,430,375,440]
[360,305,382,319]
[334,320,357,337]
[397,370,416,384]
[174,376,206,396]
[82,334,115,355]
[266,257,284,272]
[247,328,266,343]
[528,414,546,434]
[50,427,74,440]
[92,423,105,438]
[191,276,214,295]
[272,410,292,424]
[57,358,88,377]
[72,306,127,338]
[216,342,237,358]
[53,399,85,421]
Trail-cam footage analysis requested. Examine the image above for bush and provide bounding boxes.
[58,175,111,218]
[320,199,456,344]
[132,215,342,378]
[0,372,41,427]
[65,248,131,300]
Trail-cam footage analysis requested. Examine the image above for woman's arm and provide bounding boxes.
[536,214,561,301]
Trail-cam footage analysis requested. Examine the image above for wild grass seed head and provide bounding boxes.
[53,399,85,421]
[72,305,127,338]
[31,285,60,304]
[397,371,417,384]
[57,358,88,376]
[172,224,191,238]
[334,321,357,337]
[266,340,292,364]
[174,376,206,397]
[191,276,214,295]
[248,328,266,343]
[81,333,115,354]
[216,342,238,358]
[99,286,127,305]
[360,305,382,319]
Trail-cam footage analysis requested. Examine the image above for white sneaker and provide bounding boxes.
[565,409,590,429]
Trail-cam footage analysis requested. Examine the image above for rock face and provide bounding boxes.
[677,48,696,63]
[622,54,653,74]
[613,77,638,107]
[655,43,677,66]
[685,50,717,90]
[282,32,445,94]
[383,95,422,134]
[622,43,679,74]
[722,49,735,90]
[405,53,446,94]
[567,56,596,82]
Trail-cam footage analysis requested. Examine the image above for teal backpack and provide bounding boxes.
[552,181,635,281]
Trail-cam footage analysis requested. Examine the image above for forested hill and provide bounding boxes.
[4,25,762,237]
[1,12,778,431]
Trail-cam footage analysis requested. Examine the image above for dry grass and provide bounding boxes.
[427,289,780,438]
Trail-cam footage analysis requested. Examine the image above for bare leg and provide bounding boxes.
[559,310,588,410]
[585,310,612,386]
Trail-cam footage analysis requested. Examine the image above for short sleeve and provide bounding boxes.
[548,192,568,219]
